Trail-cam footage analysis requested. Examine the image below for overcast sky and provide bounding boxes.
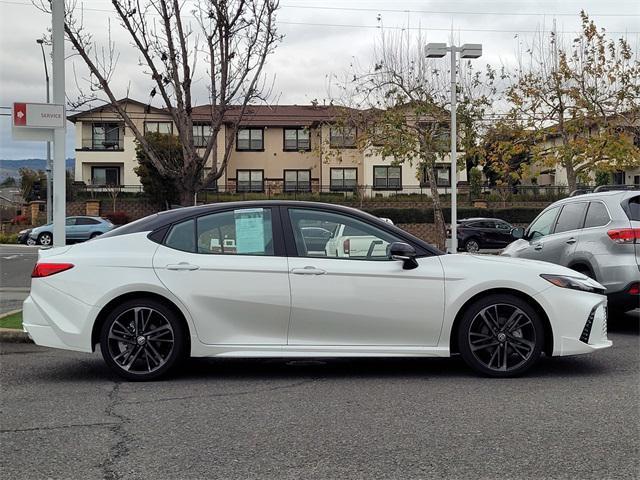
[1,0,638,160]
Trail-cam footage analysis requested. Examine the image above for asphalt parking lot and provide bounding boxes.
[1,311,638,480]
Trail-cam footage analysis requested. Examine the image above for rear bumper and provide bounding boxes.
[22,283,95,353]
[607,282,639,311]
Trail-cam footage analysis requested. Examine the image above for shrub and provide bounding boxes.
[0,233,19,244]
[104,211,130,225]
[11,215,29,225]
[366,207,543,225]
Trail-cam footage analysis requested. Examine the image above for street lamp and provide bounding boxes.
[426,42,482,253]
[37,38,53,224]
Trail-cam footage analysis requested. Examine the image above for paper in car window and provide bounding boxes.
[234,208,265,254]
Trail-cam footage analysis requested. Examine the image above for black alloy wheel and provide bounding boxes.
[100,298,185,381]
[458,294,544,377]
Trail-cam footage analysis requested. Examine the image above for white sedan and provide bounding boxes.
[23,201,611,381]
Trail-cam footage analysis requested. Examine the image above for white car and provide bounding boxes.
[23,201,611,381]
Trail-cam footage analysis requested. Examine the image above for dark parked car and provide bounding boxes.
[17,228,34,245]
[450,218,515,252]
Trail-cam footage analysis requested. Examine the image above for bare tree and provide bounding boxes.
[36,0,281,205]
[332,28,495,249]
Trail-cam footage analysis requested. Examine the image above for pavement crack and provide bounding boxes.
[123,378,315,405]
[0,422,119,433]
[101,382,133,480]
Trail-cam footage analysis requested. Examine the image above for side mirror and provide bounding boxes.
[388,242,419,270]
[511,227,525,239]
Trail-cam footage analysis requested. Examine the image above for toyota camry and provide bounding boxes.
[22,201,611,380]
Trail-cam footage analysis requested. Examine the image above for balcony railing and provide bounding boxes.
[78,138,125,151]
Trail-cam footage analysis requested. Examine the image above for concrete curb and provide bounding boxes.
[0,328,31,343]
[0,310,32,343]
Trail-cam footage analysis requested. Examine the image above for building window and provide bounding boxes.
[90,123,122,150]
[283,128,311,151]
[284,170,311,192]
[236,128,264,151]
[91,166,120,185]
[144,121,173,135]
[237,170,264,192]
[613,171,625,185]
[421,165,451,187]
[330,168,357,191]
[373,166,401,190]
[329,126,356,148]
[193,124,212,148]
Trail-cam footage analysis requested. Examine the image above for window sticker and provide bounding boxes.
[234,208,265,254]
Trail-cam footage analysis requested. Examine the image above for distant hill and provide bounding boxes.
[0,158,75,181]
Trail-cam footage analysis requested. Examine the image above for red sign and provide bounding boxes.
[13,103,27,126]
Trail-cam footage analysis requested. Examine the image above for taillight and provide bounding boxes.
[629,283,640,295]
[607,228,640,244]
[32,263,74,278]
[343,238,350,255]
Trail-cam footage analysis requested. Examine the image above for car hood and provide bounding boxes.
[441,252,591,278]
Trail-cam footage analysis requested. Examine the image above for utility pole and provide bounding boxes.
[37,38,52,224]
[51,0,66,246]
[425,42,483,253]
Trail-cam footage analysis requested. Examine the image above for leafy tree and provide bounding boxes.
[508,12,640,191]
[0,177,17,187]
[18,168,47,202]
[38,0,281,205]
[134,132,182,207]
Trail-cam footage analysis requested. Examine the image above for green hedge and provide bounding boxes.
[366,207,541,224]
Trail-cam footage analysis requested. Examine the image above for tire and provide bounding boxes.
[464,238,480,253]
[26,237,37,246]
[458,294,544,377]
[572,265,595,280]
[100,298,186,381]
[38,232,53,246]
[89,232,102,239]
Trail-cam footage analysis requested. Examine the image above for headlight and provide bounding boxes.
[540,274,605,294]
[19,229,29,234]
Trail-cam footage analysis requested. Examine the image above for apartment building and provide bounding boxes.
[69,98,464,195]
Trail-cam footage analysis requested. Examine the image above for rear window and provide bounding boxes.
[625,196,640,221]
[584,202,610,228]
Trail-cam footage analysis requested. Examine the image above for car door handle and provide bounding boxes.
[566,238,577,245]
[533,243,543,251]
[291,266,326,275]
[166,262,200,271]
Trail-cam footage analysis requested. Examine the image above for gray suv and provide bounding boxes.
[502,190,639,312]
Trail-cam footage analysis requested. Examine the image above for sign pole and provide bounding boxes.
[51,0,66,247]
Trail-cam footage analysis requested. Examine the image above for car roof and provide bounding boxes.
[100,200,443,255]
[459,217,506,223]
[550,190,639,207]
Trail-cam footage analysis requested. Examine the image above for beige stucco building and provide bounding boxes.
[69,99,464,195]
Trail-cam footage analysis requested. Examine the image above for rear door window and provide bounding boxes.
[554,202,588,233]
[584,202,611,228]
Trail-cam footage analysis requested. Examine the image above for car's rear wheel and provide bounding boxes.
[89,232,101,239]
[37,232,52,246]
[458,294,544,377]
[99,299,185,381]
[464,238,480,253]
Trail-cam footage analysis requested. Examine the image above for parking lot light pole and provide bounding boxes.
[37,38,53,224]
[425,43,482,253]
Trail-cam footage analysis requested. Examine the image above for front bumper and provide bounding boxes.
[533,287,611,356]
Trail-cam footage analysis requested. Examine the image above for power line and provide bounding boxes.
[1,0,638,35]
[281,3,640,18]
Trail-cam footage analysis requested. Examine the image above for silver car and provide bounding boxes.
[28,216,114,246]
[502,190,639,313]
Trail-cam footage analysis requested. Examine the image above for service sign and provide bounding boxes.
[13,102,65,129]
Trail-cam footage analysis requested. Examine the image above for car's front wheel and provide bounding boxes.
[458,294,544,377]
[37,232,52,246]
[26,237,37,246]
[100,298,186,381]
